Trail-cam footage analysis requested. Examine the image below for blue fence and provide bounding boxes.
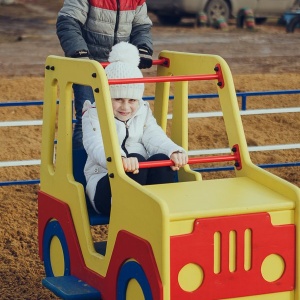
[1,90,299,186]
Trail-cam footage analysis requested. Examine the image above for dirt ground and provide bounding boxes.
[0,1,299,299]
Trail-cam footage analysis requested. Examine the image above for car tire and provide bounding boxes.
[205,0,230,25]
[255,17,267,25]
[286,15,300,33]
[157,15,182,25]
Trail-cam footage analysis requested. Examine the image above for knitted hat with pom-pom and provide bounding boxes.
[105,42,144,100]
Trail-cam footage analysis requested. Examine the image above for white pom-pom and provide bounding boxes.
[108,42,140,67]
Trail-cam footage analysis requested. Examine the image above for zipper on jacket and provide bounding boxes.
[113,0,120,45]
[121,120,129,156]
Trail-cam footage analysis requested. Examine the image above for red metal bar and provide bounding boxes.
[101,60,223,85]
[100,58,167,68]
[139,152,241,169]
[108,74,219,85]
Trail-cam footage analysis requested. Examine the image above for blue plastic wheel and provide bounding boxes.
[43,220,70,277]
[117,261,153,300]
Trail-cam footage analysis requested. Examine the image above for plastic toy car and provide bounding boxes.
[38,50,300,299]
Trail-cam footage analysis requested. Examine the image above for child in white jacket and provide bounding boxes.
[82,42,188,215]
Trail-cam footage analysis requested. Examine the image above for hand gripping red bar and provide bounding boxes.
[138,144,242,170]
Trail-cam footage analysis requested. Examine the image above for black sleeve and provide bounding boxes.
[130,24,153,56]
[56,15,89,58]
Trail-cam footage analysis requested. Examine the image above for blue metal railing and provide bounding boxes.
[1,89,299,186]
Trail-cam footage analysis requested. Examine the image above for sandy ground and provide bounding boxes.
[0,1,299,299]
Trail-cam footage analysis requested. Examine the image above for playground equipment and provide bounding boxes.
[38,51,300,299]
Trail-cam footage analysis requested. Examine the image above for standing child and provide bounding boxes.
[56,0,153,149]
[82,42,188,215]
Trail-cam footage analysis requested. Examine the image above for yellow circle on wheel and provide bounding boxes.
[126,279,145,300]
[50,235,65,276]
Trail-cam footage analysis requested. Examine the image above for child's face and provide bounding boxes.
[112,98,139,121]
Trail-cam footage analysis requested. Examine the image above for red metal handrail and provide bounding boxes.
[100,58,167,68]
[138,145,242,170]
[108,74,219,85]
[100,60,224,87]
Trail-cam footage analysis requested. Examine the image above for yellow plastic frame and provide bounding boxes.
[40,51,300,299]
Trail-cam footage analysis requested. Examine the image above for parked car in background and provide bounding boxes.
[147,0,297,25]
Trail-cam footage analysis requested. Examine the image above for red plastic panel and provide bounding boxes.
[170,213,295,299]
[38,191,163,300]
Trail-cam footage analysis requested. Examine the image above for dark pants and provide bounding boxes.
[73,84,95,150]
[94,153,176,215]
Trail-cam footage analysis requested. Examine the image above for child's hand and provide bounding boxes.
[170,151,188,171]
[122,157,139,174]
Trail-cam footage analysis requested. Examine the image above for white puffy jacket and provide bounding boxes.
[82,100,185,209]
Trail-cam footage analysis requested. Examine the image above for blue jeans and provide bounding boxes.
[73,84,95,149]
